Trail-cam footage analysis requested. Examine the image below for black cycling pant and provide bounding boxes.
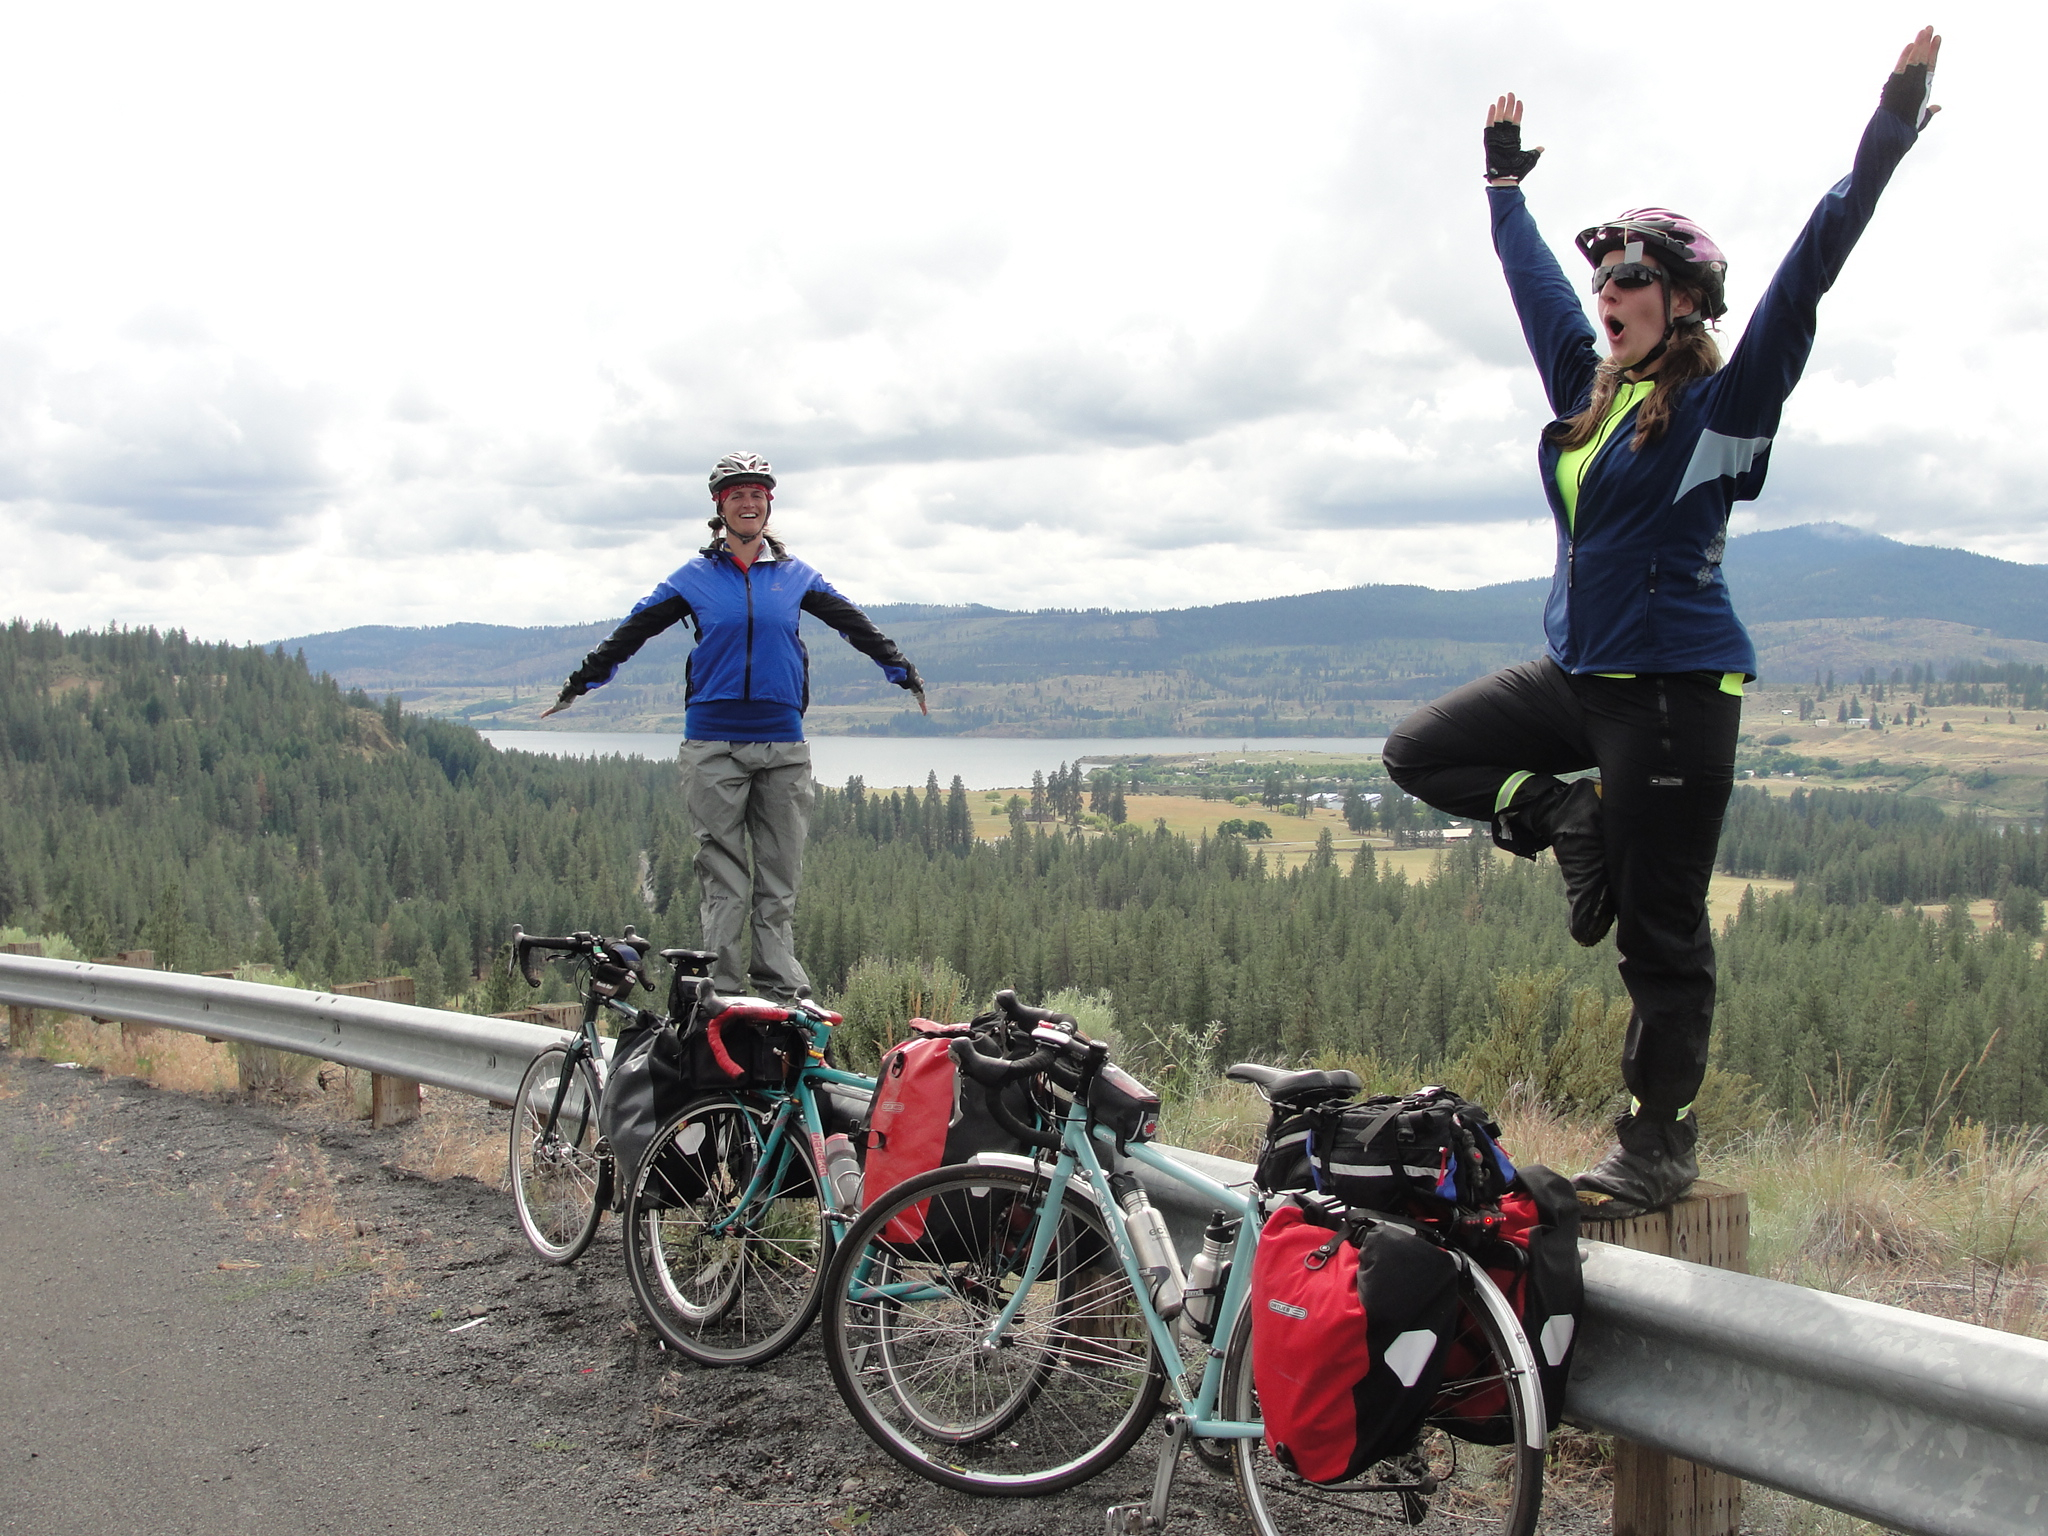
[1381,659,1740,1113]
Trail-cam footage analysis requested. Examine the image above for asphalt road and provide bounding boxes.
[0,1052,1228,1536]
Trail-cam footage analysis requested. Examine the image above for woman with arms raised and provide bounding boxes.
[1382,29,1943,1217]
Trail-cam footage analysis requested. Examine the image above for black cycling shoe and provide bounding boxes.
[1491,776,1614,946]
[1574,1109,1700,1219]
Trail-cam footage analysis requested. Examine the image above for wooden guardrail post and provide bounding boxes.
[331,977,421,1127]
[1586,1183,1749,1536]
[2,941,41,1045]
[87,950,159,1040]
[493,1003,586,1030]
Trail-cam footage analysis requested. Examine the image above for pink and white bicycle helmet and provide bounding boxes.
[1575,208,1728,321]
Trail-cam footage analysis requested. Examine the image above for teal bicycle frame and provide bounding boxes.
[690,1006,878,1235]
[971,1113,1266,1443]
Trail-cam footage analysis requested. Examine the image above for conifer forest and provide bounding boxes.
[6,620,2048,1132]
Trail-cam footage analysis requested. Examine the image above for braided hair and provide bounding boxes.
[705,512,789,560]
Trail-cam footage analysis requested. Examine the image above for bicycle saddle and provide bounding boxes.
[1225,1063,1361,1107]
[661,947,718,977]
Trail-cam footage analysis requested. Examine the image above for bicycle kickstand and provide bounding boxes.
[1105,1415,1190,1534]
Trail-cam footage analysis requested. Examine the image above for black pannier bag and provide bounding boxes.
[1255,1082,1584,1434]
[598,1009,697,1208]
[1251,1194,1460,1485]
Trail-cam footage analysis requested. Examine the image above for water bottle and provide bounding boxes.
[822,1133,863,1213]
[1110,1173,1185,1320]
[1179,1210,1236,1344]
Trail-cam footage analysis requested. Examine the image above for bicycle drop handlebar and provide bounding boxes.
[948,1037,1063,1151]
[508,924,652,990]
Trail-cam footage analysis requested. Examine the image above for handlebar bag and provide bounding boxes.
[862,1014,1042,1245]
[1251,1197,1459,1485]
[599,1012,695,1209]
[1435,1165,1584,1440]
[682,1004,805,1093]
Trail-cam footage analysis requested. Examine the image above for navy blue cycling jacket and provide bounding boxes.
[1492,103,1920,677]
[564,542,917,733]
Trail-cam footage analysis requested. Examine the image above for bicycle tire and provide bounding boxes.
[509,1044,611,1264]
[820,1163,1166,1496]
[1224,1257,1544,1536]
[621,1098,831,1366]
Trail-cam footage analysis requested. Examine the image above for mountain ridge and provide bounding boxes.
[275,525,2048,735]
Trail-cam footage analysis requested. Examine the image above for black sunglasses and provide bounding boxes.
[1591,261,1666,295]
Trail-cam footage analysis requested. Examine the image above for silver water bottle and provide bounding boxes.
[822,1132,863,1213]
[1179,1210,1236,1344]
[1110,1172,1186,1319]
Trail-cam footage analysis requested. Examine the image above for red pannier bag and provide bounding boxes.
[861,1016,1043,1243]
[1251,1196,1459,1485]
[1436,1164,1584,1441]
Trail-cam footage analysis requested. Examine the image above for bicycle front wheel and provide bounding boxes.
[622,1098,831,1366]
[820,1164,1166,1497]
[1224,1258,1544,1536]
[509,1044,611,1264]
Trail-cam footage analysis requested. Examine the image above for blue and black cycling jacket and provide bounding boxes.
[1491,103,1921,677]
[563,543,919,740]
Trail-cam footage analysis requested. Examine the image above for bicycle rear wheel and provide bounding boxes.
[820,1164,1166,1496]
[509,1044,611,1264]
[1225,1258,1544,1536]
[622,1098,831,1366]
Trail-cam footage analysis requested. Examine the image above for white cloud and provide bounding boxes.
[0,1,2030,641]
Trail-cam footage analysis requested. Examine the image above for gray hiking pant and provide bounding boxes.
[680,739,814,999]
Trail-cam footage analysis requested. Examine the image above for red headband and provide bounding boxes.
[715,483,773,504]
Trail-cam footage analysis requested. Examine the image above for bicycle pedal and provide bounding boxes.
[1104,1504,1161,1534]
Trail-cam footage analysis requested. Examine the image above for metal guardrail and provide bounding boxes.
[1571,1243,2048,1536]
[5,954,2047,1534]
[0,953,568,1104]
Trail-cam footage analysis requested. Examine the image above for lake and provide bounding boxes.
[477,731,1387,790]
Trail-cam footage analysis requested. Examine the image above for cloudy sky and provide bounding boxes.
[0,3,2026,641]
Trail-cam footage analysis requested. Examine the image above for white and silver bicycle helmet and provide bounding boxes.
[708,451,776,496]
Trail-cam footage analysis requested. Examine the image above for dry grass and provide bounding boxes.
[1730,1109,2048,1335]
[22,1011,244,1093]
[387,1086,510,1188]
[7,1011,509,1192]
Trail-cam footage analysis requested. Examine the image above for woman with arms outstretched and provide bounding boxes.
[547,453,926,1002]
[1382,28,1943,1217]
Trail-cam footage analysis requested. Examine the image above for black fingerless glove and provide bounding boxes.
[1483,120,1543,182]
[1880,62,1934,129]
